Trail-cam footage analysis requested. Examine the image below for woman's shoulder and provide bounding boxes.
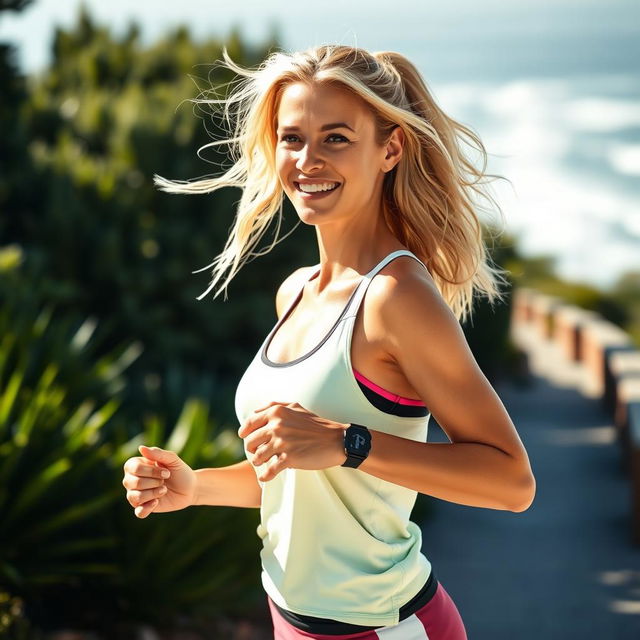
[362,252,445,344]
[370,252,437,299]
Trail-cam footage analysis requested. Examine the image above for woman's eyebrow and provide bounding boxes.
[278,122,356,133]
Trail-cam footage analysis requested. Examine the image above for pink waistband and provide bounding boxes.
[353,368,426,406]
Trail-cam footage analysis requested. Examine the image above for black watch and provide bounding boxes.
[341,424,371,468]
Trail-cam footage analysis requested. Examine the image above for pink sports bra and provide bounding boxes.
[351,367,428,417]
[353,368,426,405]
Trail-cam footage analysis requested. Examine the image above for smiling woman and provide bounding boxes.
[139,43,536,640]
[275,81,399,228]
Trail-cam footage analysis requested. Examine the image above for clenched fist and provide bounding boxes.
[122,445,198,518]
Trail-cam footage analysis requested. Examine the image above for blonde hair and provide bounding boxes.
[154,44,510,324]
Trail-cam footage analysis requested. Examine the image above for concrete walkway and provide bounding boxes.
[420,323,640,639]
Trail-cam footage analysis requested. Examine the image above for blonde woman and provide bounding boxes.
[122,44,536,639]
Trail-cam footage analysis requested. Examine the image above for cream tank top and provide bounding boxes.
[234,249,433,627]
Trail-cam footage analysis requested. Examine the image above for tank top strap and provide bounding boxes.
[279,263,321,319]
[343,250,428,319]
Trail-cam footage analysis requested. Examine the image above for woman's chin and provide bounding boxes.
[296,207,342,224]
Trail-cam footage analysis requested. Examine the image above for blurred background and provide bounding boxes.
[0,0,638,638]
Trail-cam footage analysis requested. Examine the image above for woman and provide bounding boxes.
[122,44,536,639]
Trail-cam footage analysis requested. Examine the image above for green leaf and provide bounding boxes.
[0,366,25,437]
[4,457,72,525]
[47,536,116,557]
[22,489,121,541]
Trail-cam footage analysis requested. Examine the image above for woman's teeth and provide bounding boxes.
[297,182,340,193]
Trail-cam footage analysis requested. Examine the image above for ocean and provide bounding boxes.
[2,0,638,289]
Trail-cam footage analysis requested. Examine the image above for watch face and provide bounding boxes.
[346,426,371,454]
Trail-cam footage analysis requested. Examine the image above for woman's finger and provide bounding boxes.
[123,457,171,481]
[244,426,272,455]
[253,441,273,466]
[253,400,281,413]
[128,485,167,508]
[258,452,288,482]
[134,498,159,519]
[134,459,171,479]
[123,473,164,491]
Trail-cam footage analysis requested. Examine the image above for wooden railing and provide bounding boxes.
[511,287,640,546]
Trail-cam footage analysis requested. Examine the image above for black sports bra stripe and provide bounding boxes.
[355,376,430,417]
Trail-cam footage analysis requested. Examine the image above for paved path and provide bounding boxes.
[419,323,640,639]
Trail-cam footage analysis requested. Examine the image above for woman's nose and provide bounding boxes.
[296,144,324,172]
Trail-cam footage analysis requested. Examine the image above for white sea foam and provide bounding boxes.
[436,74,640,289]
[562,98,640,132]
[607,143,640,177]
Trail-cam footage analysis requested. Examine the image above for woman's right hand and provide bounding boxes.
[122,445,198,518]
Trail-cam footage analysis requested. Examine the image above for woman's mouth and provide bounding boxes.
[294,182,341,199]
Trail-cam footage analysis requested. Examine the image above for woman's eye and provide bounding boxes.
[280,134,349,144]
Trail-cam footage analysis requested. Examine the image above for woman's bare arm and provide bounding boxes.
[193,459,262,508]
[356,261,536,512]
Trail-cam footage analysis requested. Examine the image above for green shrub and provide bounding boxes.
[0,267,264,637]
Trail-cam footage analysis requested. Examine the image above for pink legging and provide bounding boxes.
[267,581,468,639]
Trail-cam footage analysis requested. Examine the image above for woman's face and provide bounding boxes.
[275,81,395,226]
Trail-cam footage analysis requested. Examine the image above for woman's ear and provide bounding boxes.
[384,126,404,171]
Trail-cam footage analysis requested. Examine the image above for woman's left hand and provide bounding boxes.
[238,401,347,481]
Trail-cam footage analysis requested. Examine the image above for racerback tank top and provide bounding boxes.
[234,249,433,627]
